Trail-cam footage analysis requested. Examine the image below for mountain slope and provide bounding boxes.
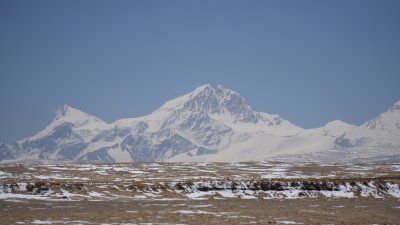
[333,100,400,148]
[1,85,399,163]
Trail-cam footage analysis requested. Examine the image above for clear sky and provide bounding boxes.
[1,0,400,143]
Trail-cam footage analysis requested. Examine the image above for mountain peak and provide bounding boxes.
[389,100,400,112]
[59,104,75,116]
[25,105,107,142]
[57,104,86,118]
[362,100,400,130]
[322,120,356,131]
[193,83,212,91]
[188,84,240,99]
[54,105,105,127]
[325,120,353,127]
[157,84,242,111]
[154,84,257,124]
[164,84,250,110]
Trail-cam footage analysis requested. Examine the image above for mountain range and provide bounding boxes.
[1,84,399,163]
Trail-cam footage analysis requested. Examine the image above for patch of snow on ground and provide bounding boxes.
[33,175,89,180]
[391,165,400,171]
[174,210,237,216]
[95,170,109,175]
[0,170,10,178]
[188,204,213,208]
[88,191,104,197]
[276,220,302,224]
[32,220,53,224]
[0,193,51,200]
[386,183,400,197]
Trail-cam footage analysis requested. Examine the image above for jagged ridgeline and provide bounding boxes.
[1,84,400,163]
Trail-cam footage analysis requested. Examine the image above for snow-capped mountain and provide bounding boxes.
[333,100,400,148]
[1,85,399,163]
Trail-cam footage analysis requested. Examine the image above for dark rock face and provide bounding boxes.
[85,148,115,162]
[333,136,354,148]
[0,144,15,160]
[196,147,218,156]
[121,133,197,162]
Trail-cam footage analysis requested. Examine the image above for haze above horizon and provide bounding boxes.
[1,0,400,143]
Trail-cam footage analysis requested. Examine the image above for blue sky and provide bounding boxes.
[1,0,399,143]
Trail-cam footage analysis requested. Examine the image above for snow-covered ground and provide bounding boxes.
[1,162,399,201]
